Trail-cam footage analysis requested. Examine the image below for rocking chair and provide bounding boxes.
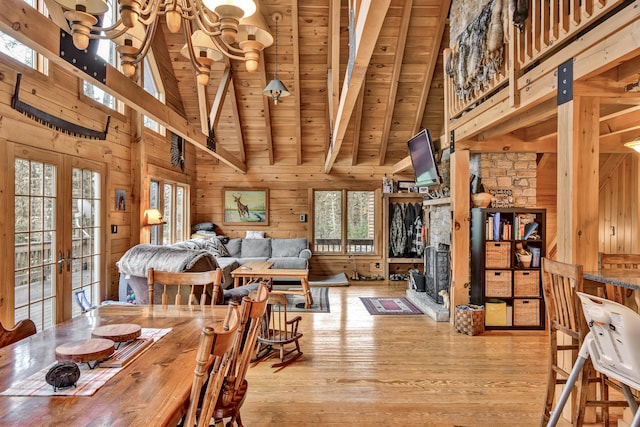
[254,293,303,368]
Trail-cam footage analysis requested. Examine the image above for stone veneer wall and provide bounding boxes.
[427,149,451,249]
[472,152,537,207]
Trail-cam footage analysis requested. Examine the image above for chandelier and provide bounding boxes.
[53,0,273,86]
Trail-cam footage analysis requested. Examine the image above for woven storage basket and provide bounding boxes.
[485,270,512,297]
[454,305,485,336]
[513,299,540,326]
[513,270,540,297]
[485,242,511,268]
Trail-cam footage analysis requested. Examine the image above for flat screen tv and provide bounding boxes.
[407,128,440,188]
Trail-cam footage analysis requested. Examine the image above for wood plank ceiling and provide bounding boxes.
[39,0,640,173]
[160,0,451,172]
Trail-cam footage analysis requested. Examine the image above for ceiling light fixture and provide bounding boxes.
[53,0,273,86]
[624,137,640,153]
[262,12,289,105]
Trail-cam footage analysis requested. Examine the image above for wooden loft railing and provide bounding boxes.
[444,0,627,121]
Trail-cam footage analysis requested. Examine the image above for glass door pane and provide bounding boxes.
[14,157,58,331]
[71,167,101,318]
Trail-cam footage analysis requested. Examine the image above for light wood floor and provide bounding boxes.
[240,281,561,426]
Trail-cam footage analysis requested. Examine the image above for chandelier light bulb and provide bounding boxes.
[119,0,142,28]
[64,10,97,50]
[165,4,182,33]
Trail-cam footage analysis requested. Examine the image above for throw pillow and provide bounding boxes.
[204,238,230,257]
[245,230,265,239]
[240,238,271,258]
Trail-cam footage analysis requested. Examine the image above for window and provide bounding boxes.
[0,0,47,72]
[143,55,165,135]
[313,190,376,254]
[82,0,120,111]
[149,179,189,245]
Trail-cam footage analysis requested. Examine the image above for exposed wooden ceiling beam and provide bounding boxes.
[391,156,412,174]
[474,98,558,142]
[227,72,245,162]
[351,83,365,165]
[378,0,413,166]
[324,0,392,173]
[327,0,341,133]
[411,0,450,135]
[0,0,246,173]
[208,67,231,129]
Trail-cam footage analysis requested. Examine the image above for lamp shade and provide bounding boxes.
[54,0,109,13]
[179,30,224,62]
[143,209,166,226]
[202,0,256,18]
[237,3,274,48]
[263,78,290,104]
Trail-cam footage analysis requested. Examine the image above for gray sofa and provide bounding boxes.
[116,236,311,304]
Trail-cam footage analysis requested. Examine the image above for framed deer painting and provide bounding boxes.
[223,189,269,225]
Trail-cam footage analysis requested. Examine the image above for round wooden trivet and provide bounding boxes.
[91,323,141,342]
[55,338,115,364]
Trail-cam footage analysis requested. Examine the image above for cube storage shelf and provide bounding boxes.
[470,207,546,330]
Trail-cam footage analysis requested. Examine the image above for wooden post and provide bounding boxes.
[556,95,600,270]
[450,147,470,322]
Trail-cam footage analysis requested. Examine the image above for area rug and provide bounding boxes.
[283,287,330,313]
[360,297,423,315]
[308,272,349,287]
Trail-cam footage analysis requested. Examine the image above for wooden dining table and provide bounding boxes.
[583,269,640,291]
[583,269,640,310]
[0,304,229,427]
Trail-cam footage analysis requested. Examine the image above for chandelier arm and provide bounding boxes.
[209,36,245,61]
[191,0,220,28]
[138,0,165,18]
[126,16,160,65]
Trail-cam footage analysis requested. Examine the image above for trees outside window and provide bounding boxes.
[313,190,376,254]
[149,179,189,245]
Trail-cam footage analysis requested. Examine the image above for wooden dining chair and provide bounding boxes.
[211,281,269,427]
[147,268,223,307]
[0,319,36,348]
[598,252,640,306]
[254,292,303,368]
[183,301,241,427]
[541,258,626,426]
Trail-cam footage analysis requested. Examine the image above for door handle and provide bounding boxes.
[58,251,65,274]
[66,250,72,272]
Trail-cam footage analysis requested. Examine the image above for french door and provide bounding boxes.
[11,143,105,331]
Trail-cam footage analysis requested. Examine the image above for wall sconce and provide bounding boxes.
[624,137,640,153]
[143,209,167,226]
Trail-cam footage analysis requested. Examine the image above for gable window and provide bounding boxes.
[0,0,47,72]
[313,190,376,254]
[143,55,166,135]
[150,179,189,245]
[82,0,120,111]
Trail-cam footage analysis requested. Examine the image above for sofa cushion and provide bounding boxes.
[203,237,230,257]
[271,237,308,258]
[241,238,271,258]
[238,257,269,265]
[268,257,308,269]
[225,238,242,257]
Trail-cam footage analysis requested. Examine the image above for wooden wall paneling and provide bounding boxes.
[536,153,558,256]
[0,140,9,325]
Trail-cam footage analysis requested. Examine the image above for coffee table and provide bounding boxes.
[231,262,313,309]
